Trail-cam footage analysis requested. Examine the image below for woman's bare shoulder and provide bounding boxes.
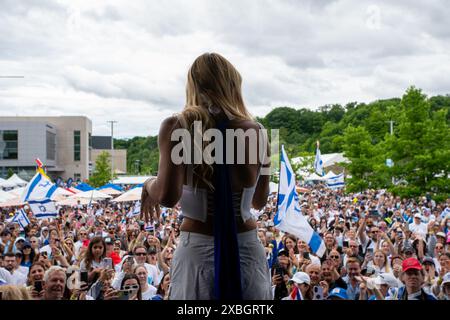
[159,115,183,136]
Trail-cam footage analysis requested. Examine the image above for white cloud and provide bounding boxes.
[0,0,449,137]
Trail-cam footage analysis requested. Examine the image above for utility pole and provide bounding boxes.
[386,120,395,185]
[387,120,394,136]
[107,120,118,182]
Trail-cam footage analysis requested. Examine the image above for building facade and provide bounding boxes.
[91,135,127,175]
[0,116,92,181]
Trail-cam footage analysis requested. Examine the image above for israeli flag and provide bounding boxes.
[274,145,326,257]
[28,199,58,219]
[314,144,324,176]
[21,169,57,202]
[327,173,345,189]
[132,201,141,216]
[11,209,31,230]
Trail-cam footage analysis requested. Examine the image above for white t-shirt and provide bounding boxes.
[295,254,321,266]
[0,267,13,285]
[10,270,27,286]
[80,259,103,271]
[142,285,158,300]
[408,222,427,238]
[143,263,159,286]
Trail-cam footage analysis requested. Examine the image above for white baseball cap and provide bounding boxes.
[375,273,400,288]
[414,213,422,219]
[289,272,310,285]
[442,272,450,286]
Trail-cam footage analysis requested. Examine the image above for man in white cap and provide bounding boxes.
[371,272,402,300]
[408,213,427,238]
[282,272,311,300]
[438,272,450,300]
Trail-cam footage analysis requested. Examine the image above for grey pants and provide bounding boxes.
[169,229,273,300]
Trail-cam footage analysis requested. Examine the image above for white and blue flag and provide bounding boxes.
[28,199,58,219]
[327,173,345,189]
[274,145,326,257]
[11,209,31,230]
[21,169,57,202]
[314,142,324,176]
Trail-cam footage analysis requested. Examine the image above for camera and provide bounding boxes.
[34,280,43,292]
[275,267,285,277]
[80,271,88,283]
[313,286,323,300]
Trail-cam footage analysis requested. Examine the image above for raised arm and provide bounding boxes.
[141,116,185,222]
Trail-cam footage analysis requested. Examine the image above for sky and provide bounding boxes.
[0,0,449,138]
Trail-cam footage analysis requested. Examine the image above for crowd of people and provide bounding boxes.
[0,183,449,300]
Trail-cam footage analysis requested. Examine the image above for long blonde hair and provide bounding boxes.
[178,53,253,188]
[0,285,32,300]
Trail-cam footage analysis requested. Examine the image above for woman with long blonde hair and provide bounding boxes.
[141,53,271,299]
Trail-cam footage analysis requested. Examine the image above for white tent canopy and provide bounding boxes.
[0,190,15,203]
[8,187,25,197]
[68,190,112,200]
[51,187,76,198]
[98,187,122,195]
[112,187,142,202]
[112,176,153,185]
[57,197,98,206]
[305,173,326,181]
[7,174,28,186]
[0,180,17,189]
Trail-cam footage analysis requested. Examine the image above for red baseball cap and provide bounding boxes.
[402,257,422,272]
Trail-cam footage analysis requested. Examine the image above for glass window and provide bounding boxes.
[0,130,18,160]
[74,130,81,161]
[46,131,56,160]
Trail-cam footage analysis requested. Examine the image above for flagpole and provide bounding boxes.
[274,145,283,218]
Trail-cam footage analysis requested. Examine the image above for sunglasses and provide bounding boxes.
[123,285,139,291]
[330,255,340,259]
[135,252,147,256]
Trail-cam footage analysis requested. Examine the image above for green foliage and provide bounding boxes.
[7,168,14,178]
[89,151,113,187]
[114,136,159,175]
[387,87,450,198]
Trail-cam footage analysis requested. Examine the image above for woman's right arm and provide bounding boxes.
[141,116,184,222]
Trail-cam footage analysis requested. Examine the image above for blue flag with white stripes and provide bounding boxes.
[274,145,326,257]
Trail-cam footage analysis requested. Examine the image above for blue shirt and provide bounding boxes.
[343,276,361,300]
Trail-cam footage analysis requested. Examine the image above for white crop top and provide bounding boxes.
[179,122,267,223]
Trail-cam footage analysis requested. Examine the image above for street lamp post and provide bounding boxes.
[107,120,118,181]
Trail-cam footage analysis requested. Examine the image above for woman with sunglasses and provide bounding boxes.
[20,241,35,268]
[118,273,142,300]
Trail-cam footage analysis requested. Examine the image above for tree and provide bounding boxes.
[7,168,14,178]
[89,151,113,188]
[389,87,450,199]
[342,126,382,192]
